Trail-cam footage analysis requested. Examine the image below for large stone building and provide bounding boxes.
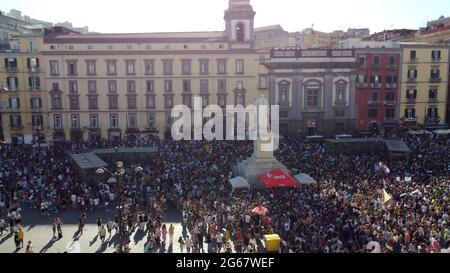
[0,35,48,144]
[399,43,449,131]
[35,0,267,143]
[264,48,356,137]
[354,46,401,136]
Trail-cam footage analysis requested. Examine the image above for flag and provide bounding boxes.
[382,189,392,204]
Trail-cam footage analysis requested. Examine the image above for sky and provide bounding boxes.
[1,0,449,34]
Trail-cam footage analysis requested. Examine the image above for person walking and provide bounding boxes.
[78,213,86,235]
[169,224,175,244]
[185,236,192,253]
[51,218,57,238]
[17,228,24,248]
[178,236,185,253]
[107,219,114,238]
[99,225,107,243]
[96,217,102,234]
[26,241,33,253]
[0,218,8,236]
[56,218,63,239]
[14,231,20,249]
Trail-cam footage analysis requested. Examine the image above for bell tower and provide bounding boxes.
[224,0,255,46]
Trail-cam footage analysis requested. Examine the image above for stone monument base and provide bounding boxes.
[236,155,288,190]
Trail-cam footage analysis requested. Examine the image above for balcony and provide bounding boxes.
[403,117,417,123]
[407,78,417,83]
[385,117,396,122]
[425,116,440,124]
[31,107,41,113]
[9,107,21,113]
[356,82,368,88]
[2,67,18,73]
[372,64,381,70]
[370,83,382,89]
[409,58,419,63]
[367,100,381,105]
[429,77,441,83]
[428,98,438,103]
[384,100,396,106]
[28,67,41,73]
[406,98,416,104]
[431,57,441,62]
[334,100,347,107]
[29,86,41,91]
[10,125,24,130]
[386,83,397,89]
[387,64,398,71]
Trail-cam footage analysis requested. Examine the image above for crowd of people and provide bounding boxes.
[0,132,449,253]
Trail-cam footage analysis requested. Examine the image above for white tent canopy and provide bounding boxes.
[407,130,433,135]
[434,129,450,135]
[229,177,250,192]
[294,173,317,185]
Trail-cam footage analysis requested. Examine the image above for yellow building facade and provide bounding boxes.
[0,35,49,144]
[38,0,268,142]
[399,43,449,128]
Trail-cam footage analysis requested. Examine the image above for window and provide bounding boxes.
[127,80,136,93]
[280,111,289,119]
[259,75,267,89]
[164,95,174,108]
[386,108,395,118]
[307,89,319,106]
[126,60,136,75]
[235,92,245,106]
[388,56,396,66]
[373,56,380,65]
[127,95,137,109]
[217,59,227,74]
[86,61,96,76]
[146,95,156,109]
[371,92,378,102]
[406,89,417,99]
[371,75,382,84]
[69,96,79,110]
[368,109,378,118]
[67,60,77,76]
[427,108,438,119]
[181,59,192,75]
[408,69,417,79]
[4,58,17,71]
[28,76,40,90]
[108,80,117,93]
[8,97,20,110]
[108,95,118,109]
[146,80,155,93]
[218,79,227,92]
[127,113,137,128]
[236,59,244,74]
[107,60,117,75]
[71,114,80,128]
[90,114,98,128]
[431,68,440,79]
[200,79,209,93]
[218,94,227,107]
[30,97,42,110]
[110,114,118,128]
[10,115,22,128]
[165,113,173,127]
[429,89,438,99]
[7,77,18,91]
[69,81,78,93]
[278,81,290,105]
[385,92,395,101]
[335,84,346,103]
[201,94,209,107]
[236,81,244,90]
[410,50,416,61]
[54,114,63,129]
[431,50,441,61]
[335,110,345,117]
[182,94,192,107]
[32,115,43,130]
[199,59,209,75]
[88,80,97,93]
[88,96,98,110]
[29,40,37,53]
[50,61,59,76]
[358,57,366,67]
[148,113,156,128]
[182,80,191,93]
[236,22,245,42]
[27,58,39,72]
[144,60,154,75]
[163,59,173,75]
[164,80,173,92]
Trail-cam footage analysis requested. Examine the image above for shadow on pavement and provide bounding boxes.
[95,241,108,253]
[0,233,13,245]
[89,234,99,246]
[133,229,146,244]
[40,238,56,253]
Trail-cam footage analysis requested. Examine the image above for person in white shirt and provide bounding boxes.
[185,236,193,253]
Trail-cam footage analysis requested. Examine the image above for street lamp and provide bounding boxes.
[95,161,142,253]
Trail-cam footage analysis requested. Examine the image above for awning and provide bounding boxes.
[294,173,317,185]
[259,168,299,189]
[229,177,250,192]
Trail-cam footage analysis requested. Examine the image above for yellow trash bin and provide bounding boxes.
[264,234,281,252]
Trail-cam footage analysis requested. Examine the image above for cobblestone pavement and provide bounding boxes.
[0,207,183,253]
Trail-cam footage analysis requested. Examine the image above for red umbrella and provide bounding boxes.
[252,205,268,215]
